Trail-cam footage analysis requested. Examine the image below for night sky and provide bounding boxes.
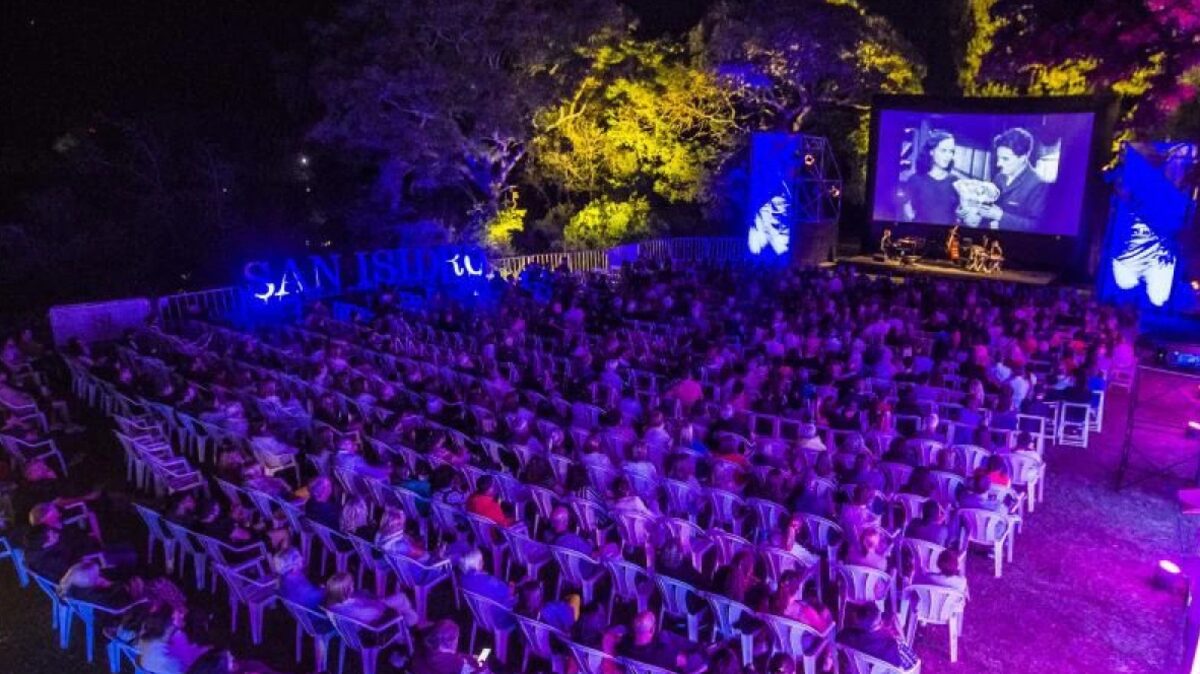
[0,0,950,187]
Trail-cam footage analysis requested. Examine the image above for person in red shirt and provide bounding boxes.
[466,475,513,527]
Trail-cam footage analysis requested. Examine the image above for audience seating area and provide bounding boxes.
[0,261,1133,674]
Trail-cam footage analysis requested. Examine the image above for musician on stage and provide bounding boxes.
[945,225,961,264]
[880,228,894,260]
[987,237,1004,273]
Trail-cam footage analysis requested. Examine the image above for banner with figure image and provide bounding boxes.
[747,132,802,257]
[1100,143,1196,310]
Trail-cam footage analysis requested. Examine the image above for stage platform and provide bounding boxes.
[838,255,1058,286]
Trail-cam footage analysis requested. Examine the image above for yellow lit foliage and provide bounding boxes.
[563,195,654,249]
[1025,58,1099,95]
[532,40,739,205]
[484,192,527,252]
[1112,53,1165,98]
[961,0,1007,95]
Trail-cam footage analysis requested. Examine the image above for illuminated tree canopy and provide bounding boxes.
[699,0,925,132]
[969,0,1200,129]
[309,0,629,240]
[532,40,741,206]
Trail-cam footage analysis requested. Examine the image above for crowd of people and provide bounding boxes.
[0,259,1132,674]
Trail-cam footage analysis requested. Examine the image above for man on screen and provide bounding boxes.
[979,128,1049,231]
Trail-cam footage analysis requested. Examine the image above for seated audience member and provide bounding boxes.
[905,500,950,547]
[458,548,514,608]
[839,484,882,538]
[572,600,612,648]
[408,619,483,674]
[22,502,103,578]
[624,442,659,484]
[656,538,706,590]
[769,514,820,566]
[10,458,101,529]
[303,477,340,529]
[430,464,468,506]
[137,604,212,674]
[900,467,937,499]
[466,475,513,527]
[838,603,919,669]
[958,474,1007,512]
[610,476,658,518]
[619,610,700,671]
[516,579,575,632]
[978,455,1012,489]
[713,549,760,603]
[375,507,428,560]
[844,527,890,571]
[323,571,417,626]
[545,505,593,554]
[916,549,970,598]
[268,528,324,609]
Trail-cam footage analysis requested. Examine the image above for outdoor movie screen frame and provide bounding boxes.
[867,95,1109,238]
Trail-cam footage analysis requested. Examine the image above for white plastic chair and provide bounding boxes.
[503,529,554,580]
[462,590,517,665]
[957,507,1012,578]
[839,644,921,674]
[0,433,69,476]
[901,583,966,663]
[762,613,836,674]
[310,521,356,576]
[566,638,620,674]
[212,559,278,644]
[835,563,895,623]
[61,596,147,663]
[514,614,566,672]
[748,497,789,538]
[703,591,757,665]
[660,517,714,570]
[162,520,208,589]
[29,568,67,639]
[385,552,454,622]
[613,510,660,567]
[707,487,749,536]
[1003,453,1046,512]
[605,557,652,616]
[132,503,177,573]
[654,574,707,642]
[325,610,405,674]
[1057,402,1090,448]
[709,529,756,567]
[280,597,338,672]
[551,545,606,603]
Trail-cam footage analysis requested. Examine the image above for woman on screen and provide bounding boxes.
[903,130,961,225]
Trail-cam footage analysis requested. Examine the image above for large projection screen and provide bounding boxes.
[869,103,1098,236]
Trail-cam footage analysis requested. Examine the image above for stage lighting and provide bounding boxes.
[829,186,841,198]
[299,155,310,166]
[1191,280,1199,291]
[1155,559,1189,592]
[804,154,815,167]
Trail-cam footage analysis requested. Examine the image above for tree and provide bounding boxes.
[564,195,656,249]
[697,0,925,197]
[532,39,742,211]
[699,0,925,133]
[528,40,743,247]
[970,0,1200,132]
[308,0,630,243]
